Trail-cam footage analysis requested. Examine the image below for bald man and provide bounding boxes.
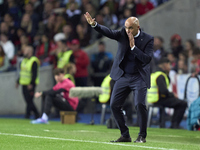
[84,12,153,143]
[17,46,40,119]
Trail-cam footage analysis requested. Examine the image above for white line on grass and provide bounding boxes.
[0,132,177,150]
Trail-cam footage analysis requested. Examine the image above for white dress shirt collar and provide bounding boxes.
[134,30,140,38]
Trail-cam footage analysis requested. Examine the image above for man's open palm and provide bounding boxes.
[84,12,95,26]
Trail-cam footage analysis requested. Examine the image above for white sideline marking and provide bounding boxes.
[0,132,177,150]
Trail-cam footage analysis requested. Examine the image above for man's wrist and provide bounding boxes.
[91,22,97,28]
[131,45,135,50]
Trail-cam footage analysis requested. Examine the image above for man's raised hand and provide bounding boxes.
[128,33,135,48]
[84,12,96,26]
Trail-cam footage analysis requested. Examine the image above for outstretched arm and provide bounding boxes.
[84,12,120,40]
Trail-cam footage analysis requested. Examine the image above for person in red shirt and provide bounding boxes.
[136,0,154,16]
[31,68,79,124]
[70,39,90,86]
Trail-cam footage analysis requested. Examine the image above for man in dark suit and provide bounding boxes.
[84,12,153,143]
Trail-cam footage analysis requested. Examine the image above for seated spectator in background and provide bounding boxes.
[16,34,29,57]
[20,13,37,38]
[147,58,187,129]
[191,47,200,75]
[76,24,91,47]
[118,8,132,27]
[84,3,96,18]
[167,52,177,71]
[177,59,188,74]
[32,68,79,124]
[29,0,43,18]
[41,14,56,40]
[0,22,15,41]
[35,34,53,66]
[91,41,113,86]
[3,14,16,39]
[66,2,81,29]
[153,36,167,64]
[149,0,170,7]
[54,14,66,34]
[79,14,92,37]
[119,0,136,17]
[62,24,76,43]
[184,39,195,73]
[70,39,89,86]
[64,62,76,85]
[0,33,15,61]
[170,34,184,59]
[101,5,118,29]
[5,0,21,26]
[42,2,54,24]
[0,45,10,72]
[24,2,40,29]
[136,0,154,16]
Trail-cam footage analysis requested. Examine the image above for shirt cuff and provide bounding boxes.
[91,22,97,28]
[131,45,135,50]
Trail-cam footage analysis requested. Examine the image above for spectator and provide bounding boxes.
[42,14,56,40]
[70,39,89,86]
[167,52,177,71]
[24,2,40,28]
[32,68,79,124]
[66,2,81,29]
[0,45,10,72]
[42,2,54,24]
[29,0,43,16]
[5,0,21,26]
[136,0,154,16]
[84,3,96,18]
[184,39,195,73]
[147,58,187,129]
[76,24,91,47]
[119,0,136,17]
[3,14,16,39]
[177,59,187,74]
[101,5,118,29]
[20,13,37,38]
[191,47,200,75]
[91,41,113,86]
[118,8,132,27]
[54,14,66,33]
[170,34,184,59]
[16,46,40,119]
[0,22,13,40]
[0,33,15,61]
[153,36,167,64]
[35,34,53,66]
[62,24,76,43]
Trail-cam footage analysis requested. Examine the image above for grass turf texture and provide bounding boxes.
[0,118,199,150]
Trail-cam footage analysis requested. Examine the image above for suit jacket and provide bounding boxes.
[94,23,154,88]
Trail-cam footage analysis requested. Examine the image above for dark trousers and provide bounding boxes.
[110,73,147,138]
[155,97,187,128]
[42,95,74,116]
[22,85,39,118]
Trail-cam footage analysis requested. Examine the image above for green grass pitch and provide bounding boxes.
[0,118,200,150]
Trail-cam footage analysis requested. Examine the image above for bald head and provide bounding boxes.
[125,17,140,36]
[23,46,33,58]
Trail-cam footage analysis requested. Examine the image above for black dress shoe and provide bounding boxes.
[134,136,146,143]
[110,136,131,142]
